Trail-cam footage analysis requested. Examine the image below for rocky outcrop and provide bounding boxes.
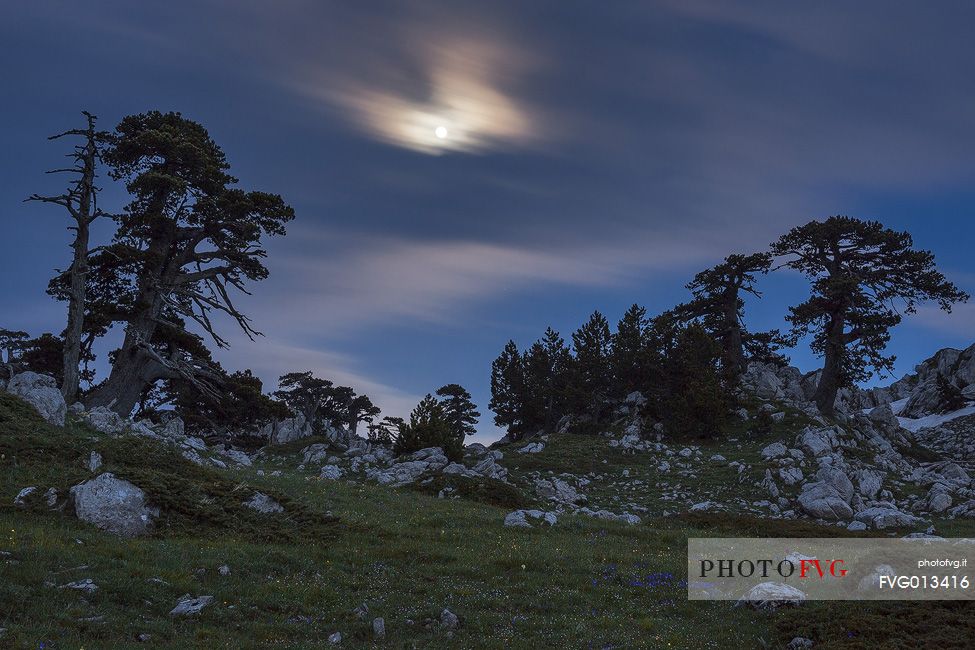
[504,509,557,528]
[5,372,66,426]
[69,473,158,537]
[262,413,314,445]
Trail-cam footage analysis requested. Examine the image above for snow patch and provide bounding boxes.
[897,405,975,433]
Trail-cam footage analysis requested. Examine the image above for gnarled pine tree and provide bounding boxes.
[772,216,968,416]
[85,112,294,414]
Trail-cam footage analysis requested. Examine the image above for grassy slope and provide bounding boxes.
[1,393,974,648]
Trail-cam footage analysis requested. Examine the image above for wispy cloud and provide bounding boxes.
[242,225,735,337]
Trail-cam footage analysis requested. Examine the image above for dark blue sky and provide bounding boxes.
[4,1,975,441]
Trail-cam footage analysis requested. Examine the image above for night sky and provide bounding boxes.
[4,2,975,442]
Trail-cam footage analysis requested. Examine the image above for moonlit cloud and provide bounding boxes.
[303,44,536,154]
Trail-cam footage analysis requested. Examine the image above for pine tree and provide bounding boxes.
[85,111,294,415]
[273,372,334,426]
[436,383,480,441]
[490,340,527,437]
[611,304,654,398]
[678,253,775,379]
[522,327,571,432]
[346,394,381,436]
[660,323,730,438]
[569,311,613,424]
[772,216,968,415]
[394,394,462,461]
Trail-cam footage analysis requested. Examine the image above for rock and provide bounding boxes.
[761,469,779,498]
[161,417,184,438]
[169,594,213,616]
[319,465,343,480]
[847,521,867,531]
[504,509,557,528]
[183,437,207,451]
[218,564,231,576]
[624,391,647,407]
[181,449,207,467]
[736,582,806,610]
[471,453,508,481]
[263,413,314,445]
[798,427,838,457]
[927,487,952,513]
[797,482,854,520]
[353,603,369,619]
[70,473,158,537]
[788,637,814,649]
[44,487,59,508]
[519,442,544,453]
[61,578,98,594]
[68,401,85,414]
[935,462,970,482]
[6,372,66,426]
[761,442,787,459]
[440,608,459,630]
[87,451,103,473]
[221,448,252,466]
[854,507,923,530]
[372,617,385,638]
[84,406,128,435]
[535,478,583,504]
[328,631,342,644]
[689,501,718,513]
[367,448,449,485]
[854,469,882,499]
[815,467,854,502]
[442,462,468,475]
[577,508,641,525]
[778,467,803,486]
[244,492,284,514]
[13,486,37,508]
[868,404,901,431]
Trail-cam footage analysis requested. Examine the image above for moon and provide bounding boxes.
[435,125,448,139]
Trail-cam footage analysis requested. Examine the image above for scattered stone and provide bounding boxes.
[5,372,67,426]
[736,582,806,610]
[244,492,284,514]
[788,637,814,649]
[319,465,343,480]
[61,578,98,594]
[519,442,545,453]
[84,406,128,435]
[353,603,369,619]
[218,564,231,576]
[70,473,158,537]
[169,594,213,616]
[504,509,557,528]
[13,486,37,508]
[328,631,342,644]
[440,608,459,630]
[87,451,103,473]
[854,507,923,530]
[372,617,385,638]
[535,477,582,504]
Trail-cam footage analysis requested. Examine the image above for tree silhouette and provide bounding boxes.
[772,216,968,415]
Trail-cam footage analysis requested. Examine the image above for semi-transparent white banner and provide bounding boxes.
[688,537,975,601]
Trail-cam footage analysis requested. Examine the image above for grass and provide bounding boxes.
[2,392,974,648]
